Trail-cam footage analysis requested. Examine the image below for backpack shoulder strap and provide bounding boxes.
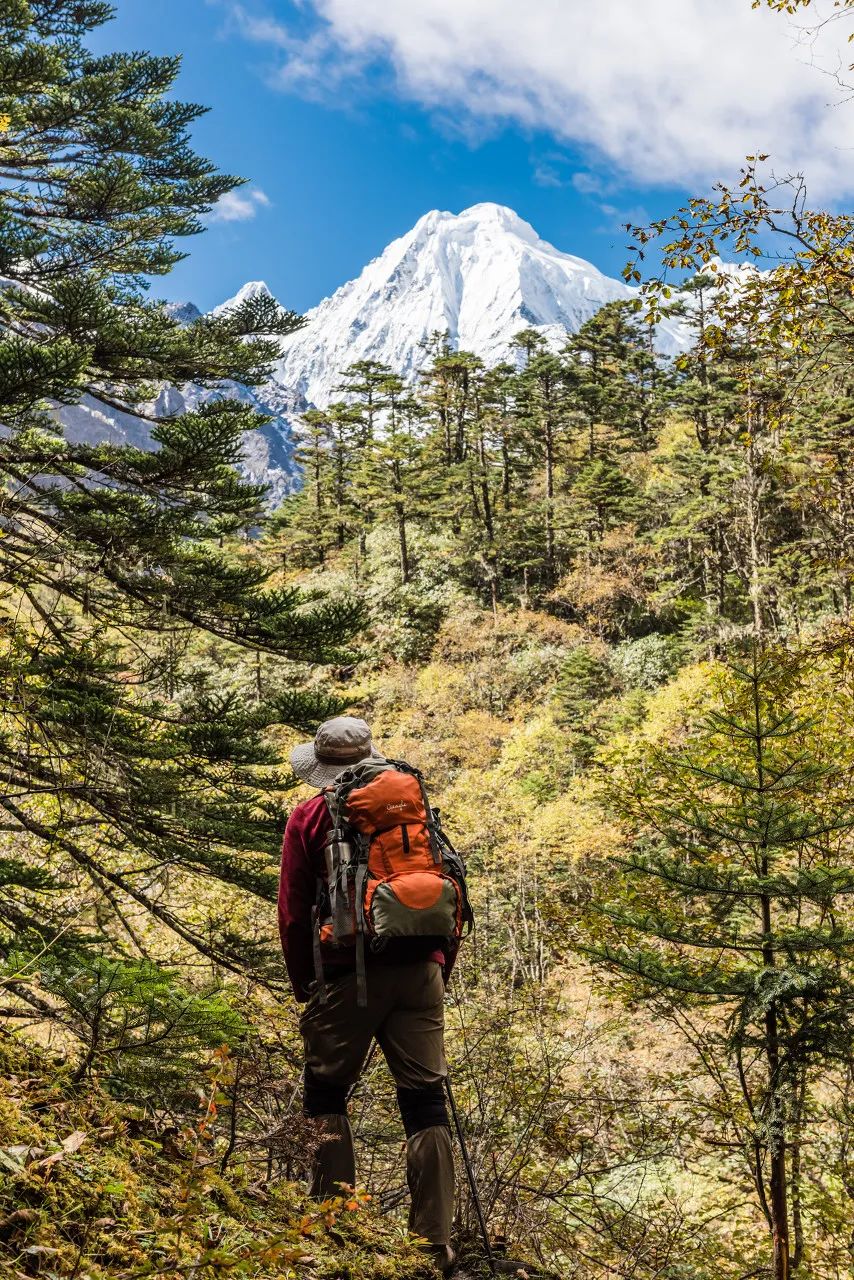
[321,786,340,835]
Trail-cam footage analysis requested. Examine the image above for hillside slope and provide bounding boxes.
[0,1035,437,1280]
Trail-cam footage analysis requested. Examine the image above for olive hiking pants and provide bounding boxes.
[300,960,454,1249]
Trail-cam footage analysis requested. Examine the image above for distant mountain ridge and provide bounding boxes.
[58,203,694,503]
[258,202,688,413]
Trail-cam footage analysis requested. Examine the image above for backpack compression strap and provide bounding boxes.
[311,878,328,1005]
[353,862,368,1009]
[323,779,371,1006]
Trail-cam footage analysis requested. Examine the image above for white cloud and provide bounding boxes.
[530,150,575,189]
[229,0,854,198]
[210,186,272,222]
[532,161,563,189]
[571,172,608,198]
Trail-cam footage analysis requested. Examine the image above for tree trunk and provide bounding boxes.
[715,521,726,617]
[392,461,410,583]
[501,435,511,503]
[764,996,790,1280]
[479,430,495,544]
[702,546,716,658]
[396,504,409,583]
[745,400,764,641]
[755,663,789,1280]
[335,443,346,549]
[313,450,325,566]
[790,1072,805,1272]
[544,412,555,583]
[455,370,469,463]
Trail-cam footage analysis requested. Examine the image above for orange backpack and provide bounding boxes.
[313,759,473,1004]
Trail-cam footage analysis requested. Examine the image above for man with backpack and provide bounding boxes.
[279,715,471,1276]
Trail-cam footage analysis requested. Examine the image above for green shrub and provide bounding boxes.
[611,633,683,691]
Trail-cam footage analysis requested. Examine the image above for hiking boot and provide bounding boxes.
[426,1243,456,1276]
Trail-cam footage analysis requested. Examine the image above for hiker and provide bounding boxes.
[278,715,471,1275]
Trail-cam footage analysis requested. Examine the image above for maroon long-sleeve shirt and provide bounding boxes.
[277,793,457,1001]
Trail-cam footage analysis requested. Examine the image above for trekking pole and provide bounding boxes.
[444,1071,497,1277]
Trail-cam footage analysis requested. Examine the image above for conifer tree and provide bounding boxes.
[565,301,664,458]
[583,648,854,1280]
[270,408,336,567]
[338,359,391,444]
[660,274,742,642]
[0,0,355,1029]
[482,362,528,510]
[337,360,396,557]
[512,336,570,585]
[421,347,483,470]
[561,303,668,563]
[782,304,854,623]
[374,374,424,583]
[325,401,365,550]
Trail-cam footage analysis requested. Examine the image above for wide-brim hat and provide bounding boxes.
[290,715,384,789]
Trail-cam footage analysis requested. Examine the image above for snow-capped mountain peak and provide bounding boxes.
[265,201,683,410]
[164,300,202,325]
[417,201,537,239]
[57,204,692,508]
[211,279,276,316]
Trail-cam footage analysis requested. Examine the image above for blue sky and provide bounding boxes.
[90,0,852,314]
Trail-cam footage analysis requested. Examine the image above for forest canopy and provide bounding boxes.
[3,2,854,1280]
